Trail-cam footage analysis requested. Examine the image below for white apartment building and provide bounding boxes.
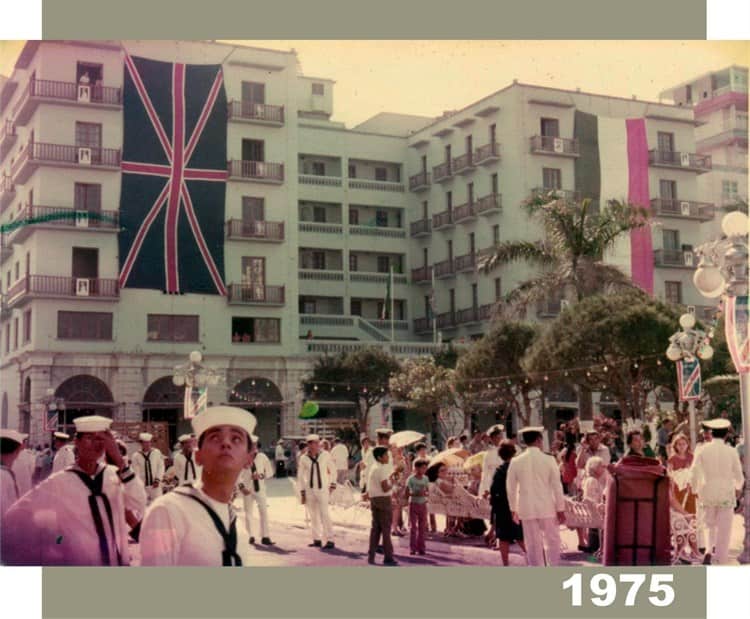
[0,40,724,446]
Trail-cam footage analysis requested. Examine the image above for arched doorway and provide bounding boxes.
[20,377,32,436]
[55,375,115,436]
[142,377,185,449]
[229,378,283,451]
[1,392,8,428]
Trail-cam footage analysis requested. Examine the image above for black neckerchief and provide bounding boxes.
[308,454,322,489]
[250,463,260,492]
[140,451,153,485]
[184,452,197,482]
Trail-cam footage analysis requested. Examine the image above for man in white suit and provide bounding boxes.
[506,426,566,566]
[297,434,337,549]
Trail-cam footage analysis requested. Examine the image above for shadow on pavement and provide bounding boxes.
[320,547,366,560]
[252,545,298,556]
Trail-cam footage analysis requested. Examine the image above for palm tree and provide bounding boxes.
[478,191,650,316]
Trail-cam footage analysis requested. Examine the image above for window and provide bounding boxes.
[444,145,451,163]
[348,208,359,225]
[241,81,265,104]
[313,206,327,223]
[665,282,682,305]
[312,161,326,176]
[447,240,453,261]
[542,168,562,190]
[449,289,456,315]
[312,251,326,270]
[12,317,18,350]
[540,118,559,137]
[75,121,102,150]
[494,278,502,301]
[242,139,264,162]
[147,315,199,342]
[446,191,452,211]
[241,257,265,288]
[22,310,31,343]
[300,298,317,314]
[662,230,680,251]
[375,167,387,182]
[465,135,473,155]
[685,85,692,103]
[74,183,102,225]
[377,256,390,273]
[375,210,388,227]
[351,300,362,316]
[491,173,498,195]
[471,284,478,309]
[57,311,113,340]
[659,180,677,200]
[349,253,358,272]
[242,197,265,222]
[231,317,280,343]
[348,164,356,178]
[469,233,475,255]
[4,324,9,353]
[722,180,739,200]
[312,83,325,96]
[489,124,496,143]
[72,247,98,279]
[421,155,427,173]
[394,210,402,228]
[422,201,428,220]
[424,295,431,318]
[422,247,428,267]
[467,183,474,205]
[492,224,500,245]
[13,261,19,281]
[657,132,675,153]
[76,62,103,84]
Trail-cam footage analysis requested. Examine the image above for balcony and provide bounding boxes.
[410,218,431,238]
[227,100,285,126]
[434,258,456,279]
[349,225,406,239]
[432,161,453,183]
[225,219,284,242]
[649,198,715,222]
[648,150,712,174]
[299,174,342,187]
[0,175,15,212]
[435,311,458,330]
[228,160,284,184]
[6,275,119,308]
[654,249,697,269]
[299,221,343,234]
[452,201,476,224]
[409,171,431,192]
[1,120,17,160]
[227,283,285,306]
[13,78,122,125]
[531,187,581,202]
[11,142,121,185]
[432,210,454,231]
[298,269,345,281]
[8,205,120,244]
[456,305,490,325]
[452,152,474,174]
[348,179,405,192]
[529,135,579,157]
[454,252,476,273]
[350,272,407,285]
[411,265,432,285]
[414,317,432,334]
[475,192,502,216]
[474,142,501,165]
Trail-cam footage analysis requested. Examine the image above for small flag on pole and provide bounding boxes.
[676,358,702,401]
[184,387,208,419]
[46,412,59,432]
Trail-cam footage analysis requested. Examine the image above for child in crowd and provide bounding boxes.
[406,459,430,555]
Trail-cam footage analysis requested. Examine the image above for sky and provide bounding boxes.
[1,40,747,128]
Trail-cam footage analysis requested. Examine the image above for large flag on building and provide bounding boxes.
[118,55,228,295]
[574,111,653,295]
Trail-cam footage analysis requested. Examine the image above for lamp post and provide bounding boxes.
[665,312,713,448]
[693,209,749,564]
[172,350,222,416]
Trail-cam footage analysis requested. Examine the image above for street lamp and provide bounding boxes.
[665,312,714,447]
[693,208,749,563]
[172,350,222,414]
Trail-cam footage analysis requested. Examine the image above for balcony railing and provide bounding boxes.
[529,135,579,157]
[409,171,431,191]
[350,272,407,285]
[648,150,712,173]
[650,198,715,222]
[475,192,502,215]
[531,187,581,202]
[349,225,406,239]
[368,318,409,331]
[414,317,432,334]
[299,221,343,234]
[299,174,342,187]
[654,249,697,269]
[227,100,285,125]
[298,269,345,281]
[432,161,452,183]
[7,275,119,307]
[410,218,431,237]
[0,175,15,212]
[11,142,121,185]
[434,258,456,279]
[228,160,284,183]
[452,202,476,223]
[8,205,119,243]
[436,311,458,329]
[411,265,432,284]
[452,152,474,174]
[227,283,285,305]
[454,252,476,273]
[432,210,454,230]
[456,306,483,325]
[225,219,285,242]
[474,142,501,164]
[13,78,122,123]
[348,179,405,192]
[305,339,450,357]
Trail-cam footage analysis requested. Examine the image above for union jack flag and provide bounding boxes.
[676,358,702,402]
[118,55,228,295]
[725,296,750,374]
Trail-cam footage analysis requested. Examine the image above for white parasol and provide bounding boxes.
[389,430,425,449]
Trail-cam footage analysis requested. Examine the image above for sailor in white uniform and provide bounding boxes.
[131,432,165,504]
[1,429,27,517]
[297,434,338,549]
[479,424,505,497]
[237,435,274,545]
[51,432,76,474]
[1,416,147,565]
[173,434,202,486]
[139,406,257,566]
[11,436,36,496]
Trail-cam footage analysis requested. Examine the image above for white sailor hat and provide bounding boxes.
[375,428,393,436]
[0,429,28,445]
[191,405,257,441]
[277,439,284,444]
[73,415,113,433]
[519,426,545,434]
[251,434,259,443]
[360,433,370,441]
[702,418,732,430]
[305,434,320,443]
[138,432,153,442]
[486,424,505,437]
[53,431,70,441]
[178,434,193,443]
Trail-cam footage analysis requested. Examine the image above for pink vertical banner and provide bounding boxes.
[626,118,653,295]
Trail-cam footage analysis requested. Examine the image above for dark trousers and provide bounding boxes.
[369,496,394,561]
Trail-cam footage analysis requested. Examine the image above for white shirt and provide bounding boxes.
[479,442,503,496]
[506,446,565,520]
[582,475,606,504]
[238,452,274,494]
[131,448,166,486]
[1,464,146,565]
[363,446,391,479]
[367,462,392,498]
[173,450,202,484]
[140,484,251,566]
[52,445,76,474]
[11,448,36,496]
[689,439,744,508]
[1,465,19,517]
[297,450,337,490]
[330,443,349,471]
[275,445,285,460]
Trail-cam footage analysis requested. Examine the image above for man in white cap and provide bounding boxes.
[331,437,350,485]
[1,416,146,565]
[479,424,505,498]
[297,434,337,549]
[11,436,36,496]
[139,406,256,566]
[357,434,372,491]
[173,434,201,485]
[51,432,76,474]
[506,426,566,566]
[237,435,274,545]
[1,429,27,516]
[274,439,286,478]
[689,418,744,565]
[131,432,165,504]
